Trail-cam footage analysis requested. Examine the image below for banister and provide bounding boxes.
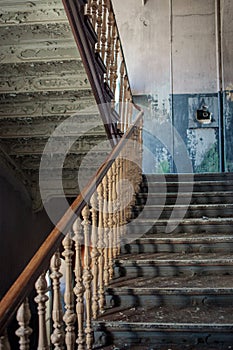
[0,110,143,336]
[62,0,135,146]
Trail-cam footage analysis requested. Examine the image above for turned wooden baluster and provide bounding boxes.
[115,157,121,256]
[105,1,114,83]
[0,331,11,350]
[91,0,98,30]
[109,23,117,92]
[117,156,124,250]
[90,192,100,319]
[81,206,93,350]
[122,75,128,132]
[86,0,92,17]
[119,61,125,132]
[107,167,114,280]
[112,38,120,103]
[73,218,85,350]
[102,176,109,286]
[15,298,32,350]
[62,233,76,350]
[101,0,108,62]
[50,251,65,349]
[96,0,103,54]
[126,88,133,130]
[34,272,49,350]
[134,126,142,193]
[111,161,118,259]
[97,183,105,313]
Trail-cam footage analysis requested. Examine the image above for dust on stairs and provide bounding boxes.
[94,173,233,350]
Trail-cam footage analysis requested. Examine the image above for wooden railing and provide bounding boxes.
[62,0,134,145]
[0,112,143,349]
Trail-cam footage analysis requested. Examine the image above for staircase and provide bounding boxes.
[94,173,233,350]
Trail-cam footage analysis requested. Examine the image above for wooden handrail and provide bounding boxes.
[62,0,136,146]
[0,110,143,335]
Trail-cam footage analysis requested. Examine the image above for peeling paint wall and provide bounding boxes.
[113,0,233,173]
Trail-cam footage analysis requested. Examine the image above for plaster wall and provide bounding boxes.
[113,0,233,173]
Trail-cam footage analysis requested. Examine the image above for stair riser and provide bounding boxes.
[141,183,233,193]
[130,224,233,234]
[94,329,233,348]
[132,208,233,219]
[144,174,233,182]
[114,265,233,278]
[106,293,233,309]
[121,242,233,254]
[136,195,233,205]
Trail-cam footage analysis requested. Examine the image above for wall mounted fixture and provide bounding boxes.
[196,105,212,124]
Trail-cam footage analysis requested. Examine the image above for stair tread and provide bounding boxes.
[134,204,233,209]
[117,252,233,263]
[138,191,233,196]
[108,274,233,290]
[134,233,233,242]
[132,217,233,223]
[97,304,233,325]
[98,345,233,350]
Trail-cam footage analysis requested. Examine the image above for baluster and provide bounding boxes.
[86,0,91,17]
[101,0,108,62]
[62,233,76,350]
[82,206,93,350]
[122,75,128,132]
[126,88,132,130]
[15,298,32,350]
[0,331,11,350]
[107,167,114,280]
[122,156,127,228]
[90,192,100,319]
[119,61,125,131]
[118,156,124,251]
[73,218,85,350]
[139,119,143,182]
[105,2,114,83]
[50,251,65,349]
[102,176,109,286]
[112,161,118,258]
[91,0,98,30]
[110,23,117,92]
[35,272,49,350]
[97,183,105,313]
[112,38,120,104]
[96,0,103,54]
[116,157,121,256]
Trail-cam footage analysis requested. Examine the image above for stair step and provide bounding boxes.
[114,252,233,278]
[137,191,233,205]
[94,173,233,349]
[128,217,233,235]
[144,173,233,182]
[121,234,233,254]
[94,319,233,348]
[106,274,233,308]
[97,345,233,350]
[132,204,233,219]
[142,180,233,193]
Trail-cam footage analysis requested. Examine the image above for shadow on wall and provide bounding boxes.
[0,170,53,298]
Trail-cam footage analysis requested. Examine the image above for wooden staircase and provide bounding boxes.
[93,173,233,350]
